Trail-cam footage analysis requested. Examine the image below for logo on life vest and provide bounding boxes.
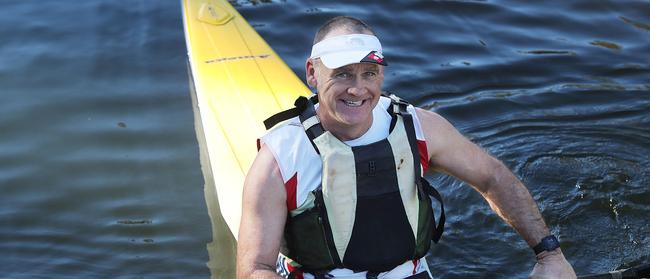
[368,160,376,177]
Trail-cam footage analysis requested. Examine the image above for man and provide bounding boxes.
[237,16,577,278]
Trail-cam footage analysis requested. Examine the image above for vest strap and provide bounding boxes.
[421,178,446,243]
[298,97,324,154]
[264,106,301,130]
[366,271,380,279]
[405,271,432,279]
[302,115,320,131]
[388,93,446,244]
[263,95,318,130]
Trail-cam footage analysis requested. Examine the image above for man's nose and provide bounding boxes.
[347,76,368,95]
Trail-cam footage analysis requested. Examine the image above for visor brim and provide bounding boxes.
[319,50,386,69]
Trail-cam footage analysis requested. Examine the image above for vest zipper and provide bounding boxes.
[317,216,329,247]
[315,189,342,267]
[317,205,334,264]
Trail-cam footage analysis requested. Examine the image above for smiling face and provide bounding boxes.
[306,30,385,141]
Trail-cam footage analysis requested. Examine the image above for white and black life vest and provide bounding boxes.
[263,94,445,275]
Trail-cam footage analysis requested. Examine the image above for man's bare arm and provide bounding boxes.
[237,145,287,279]
[415,108,576,278]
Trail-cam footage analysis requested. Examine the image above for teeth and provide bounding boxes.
[343,100,363,107]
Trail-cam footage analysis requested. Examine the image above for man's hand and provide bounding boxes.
[529,249,576,279]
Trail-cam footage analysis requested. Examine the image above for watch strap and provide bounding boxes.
[533,235,560,255]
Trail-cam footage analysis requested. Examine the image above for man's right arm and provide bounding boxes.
[237,144,287,278]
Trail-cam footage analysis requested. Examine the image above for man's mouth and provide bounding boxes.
[343,100,363,107]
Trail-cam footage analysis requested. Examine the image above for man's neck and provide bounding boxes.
[317,111,373,142]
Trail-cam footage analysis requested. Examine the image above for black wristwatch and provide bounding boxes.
[533,235,560,255]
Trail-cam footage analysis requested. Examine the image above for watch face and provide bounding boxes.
[534,235,560,254]
[543,236,560,250]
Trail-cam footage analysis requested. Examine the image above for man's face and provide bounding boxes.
[308,59,384,137]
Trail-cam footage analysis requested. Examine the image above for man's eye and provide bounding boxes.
[335,72,351,79]
[364,71,377,77]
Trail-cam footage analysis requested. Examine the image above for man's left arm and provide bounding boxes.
[415,108,576,279]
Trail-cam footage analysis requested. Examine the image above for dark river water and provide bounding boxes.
[1,0,649,278]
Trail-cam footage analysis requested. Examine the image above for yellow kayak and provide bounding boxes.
[182,0,310,239]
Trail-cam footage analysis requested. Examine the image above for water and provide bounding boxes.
[1,0,649,278]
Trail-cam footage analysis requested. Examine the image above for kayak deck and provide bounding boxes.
[182,0,310,238]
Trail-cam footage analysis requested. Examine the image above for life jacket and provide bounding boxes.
[263,94,445,274]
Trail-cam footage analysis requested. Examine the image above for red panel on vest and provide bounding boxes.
[286,261,303,279]
[285,172,298,211]
[417,140,429,172]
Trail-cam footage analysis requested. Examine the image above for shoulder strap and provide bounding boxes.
[264,107,302,130]
[385,93,410,116]
[262,95,324,153]
[263,95,318,130]
[385,93,411,132]
[297,96,325,150]
[386,93,446,243]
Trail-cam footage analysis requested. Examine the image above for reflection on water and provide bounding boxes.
[0,1,212,278]
[188,65,237,278]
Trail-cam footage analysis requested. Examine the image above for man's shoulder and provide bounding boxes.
[261,116,310,152]
[413,107,449,126]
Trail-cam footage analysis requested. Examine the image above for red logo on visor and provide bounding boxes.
[367,52,383,63]
[361,51,387,65]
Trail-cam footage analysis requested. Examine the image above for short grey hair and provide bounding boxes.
[313,16,376,45]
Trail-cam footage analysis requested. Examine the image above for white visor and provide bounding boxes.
[310,34,387,69]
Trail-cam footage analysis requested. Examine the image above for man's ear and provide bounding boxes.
[305,58,317,88]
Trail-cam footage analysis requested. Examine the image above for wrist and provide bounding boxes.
[535,247,562,262]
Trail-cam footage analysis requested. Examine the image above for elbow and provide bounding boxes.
[477,158,514,196]
[237,260,278,279]
[236,264,256,279]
